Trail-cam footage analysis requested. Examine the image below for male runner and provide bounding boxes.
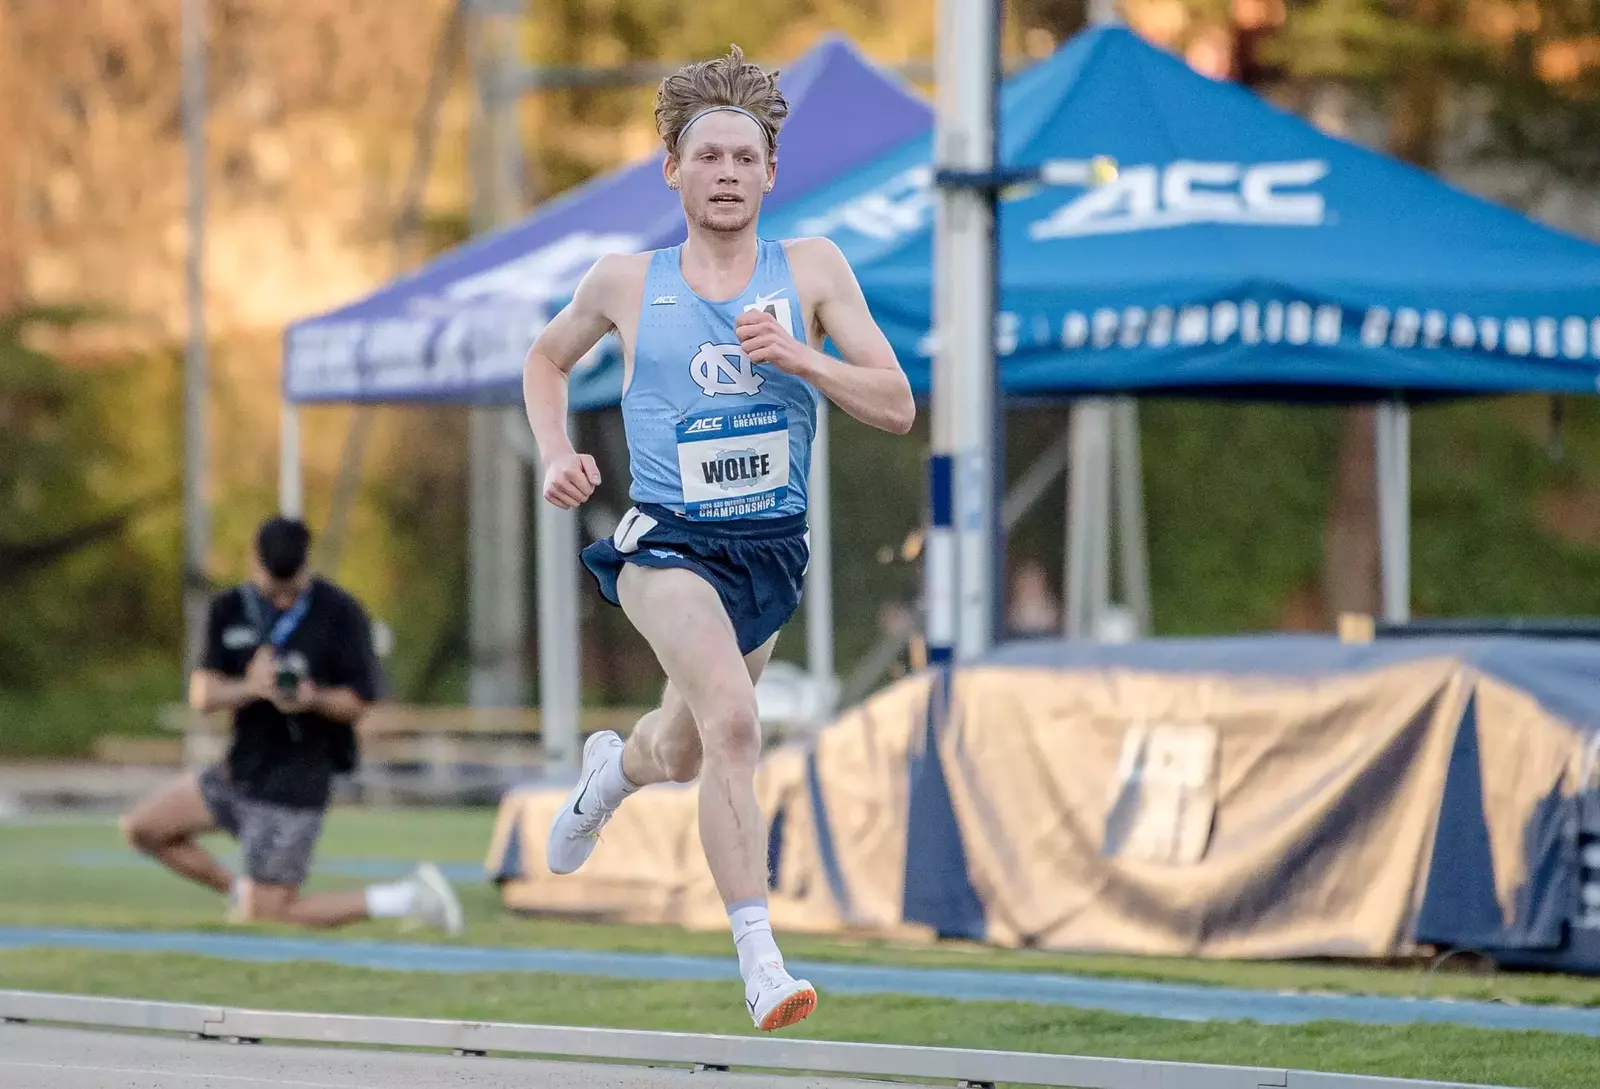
[521,45,914,1031]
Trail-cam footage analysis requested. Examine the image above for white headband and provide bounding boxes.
[676,105,768,150]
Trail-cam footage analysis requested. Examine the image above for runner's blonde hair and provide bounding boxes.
[655,44,789,161]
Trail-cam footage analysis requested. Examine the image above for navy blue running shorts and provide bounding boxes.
[580,502,810,656]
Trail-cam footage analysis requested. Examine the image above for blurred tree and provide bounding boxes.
[0,309,180,691]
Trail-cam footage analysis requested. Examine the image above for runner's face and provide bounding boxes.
[669,111,772,233]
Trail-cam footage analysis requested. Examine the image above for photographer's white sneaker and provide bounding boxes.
[403,862,464,936]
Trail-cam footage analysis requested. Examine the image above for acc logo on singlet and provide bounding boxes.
[690,341,765,397]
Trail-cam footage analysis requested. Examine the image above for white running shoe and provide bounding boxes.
[546,730,627,875]
[404,862,464,936]
[744,960,817,1032]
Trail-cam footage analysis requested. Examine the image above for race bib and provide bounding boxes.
[676,406,790,520]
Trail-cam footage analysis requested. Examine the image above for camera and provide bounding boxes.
[273,652,307,696]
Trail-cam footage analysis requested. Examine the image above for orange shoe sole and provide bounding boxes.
[758,985,817,1031]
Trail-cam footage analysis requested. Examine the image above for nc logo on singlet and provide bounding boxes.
[689,341,765,397]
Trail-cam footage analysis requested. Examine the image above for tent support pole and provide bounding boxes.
[1088,406,1113,633]
[535,422,581,776]
[1113,396,1150,637]
[1377,398,1411,624]
[1001,428,1072,531]
[1065,399,1111,638]
[805,400,837,720]
[279,403,303,519]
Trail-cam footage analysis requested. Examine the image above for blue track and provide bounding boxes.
[3,926,1598,1036]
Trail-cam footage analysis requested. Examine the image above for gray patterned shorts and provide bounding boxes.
[198,764,325,888]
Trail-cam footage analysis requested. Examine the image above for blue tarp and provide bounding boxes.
[280,35,929,407]
[763,26,1600,401]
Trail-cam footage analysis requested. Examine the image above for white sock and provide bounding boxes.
[595,747,640,810]
[728,898,782,980]
[364,880,416,918]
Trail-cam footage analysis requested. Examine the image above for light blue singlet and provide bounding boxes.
[622,239,819,521]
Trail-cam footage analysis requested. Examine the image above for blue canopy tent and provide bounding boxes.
[756,26,1600,973]
[276,35,932,772]
[757,23,1600,635]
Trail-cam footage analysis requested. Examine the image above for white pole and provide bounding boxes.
[1112,396,1150,636]
[1065,399,1110,638]
[805,400,836,719]
[465,1,498,706]
[1088,406,1113,632]
[925,0,960,668]
[1068,399,1107,636]
[1063,0,1127,644]
[934,0,1000,664]
[536,447,580,775]
[181,0,209,675]
[466,0,535,710]
[467,410,499,704]
[503,412,580,776]
[496,407,527,703]
[279,404,303,519]
[1377,399,1411,623]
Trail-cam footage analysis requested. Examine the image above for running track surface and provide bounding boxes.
[0,1023,925,1089]
[3,926,1599,1036]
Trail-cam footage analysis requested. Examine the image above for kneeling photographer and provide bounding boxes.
[120,515,462,934]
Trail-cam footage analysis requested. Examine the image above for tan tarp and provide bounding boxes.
[488,673,934,937]
[487,654,1593,959]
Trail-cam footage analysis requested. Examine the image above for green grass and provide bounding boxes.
[8,809,1600,1013]
[6,810,1600,1085]
[1,949,1594,1087]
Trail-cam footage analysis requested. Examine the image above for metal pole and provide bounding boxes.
[931,0,1000,665]
[805,400,836,719]
[1062,0,1127,643]
[925,2,961,668]
[278,404,303,519]
[1088,409,1112,634]
[465,0,532,710]
[181,0,209,674]
[1112,396,1150,636]
[469,0,581,772]
[1064,399,1109,638]
[1377,398,1411,623]
[535,446,580,774]
[465,2,495,706]
[984,0,1006,655]
[489,29,529,714]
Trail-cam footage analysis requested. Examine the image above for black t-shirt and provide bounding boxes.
[200,577,382,809]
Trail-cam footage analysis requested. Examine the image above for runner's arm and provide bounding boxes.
[523,258,620,463]
[804,239,915,435]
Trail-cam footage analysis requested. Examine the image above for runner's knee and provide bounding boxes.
[698,696,761,770]
[641,683,702,782]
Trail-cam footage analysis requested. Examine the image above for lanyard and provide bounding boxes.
[243,584,311,648]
